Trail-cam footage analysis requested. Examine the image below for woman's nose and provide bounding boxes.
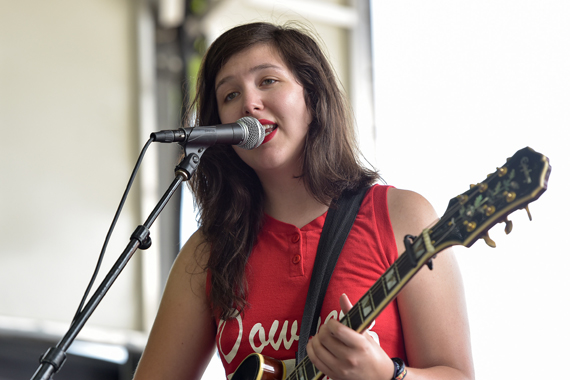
[242,89,263,115]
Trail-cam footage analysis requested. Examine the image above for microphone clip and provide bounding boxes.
[175,145,208,180]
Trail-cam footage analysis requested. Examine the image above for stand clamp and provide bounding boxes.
[131,225,152,250]
[38,347,66,374]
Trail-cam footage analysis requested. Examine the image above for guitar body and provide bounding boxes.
[232,354,286,380]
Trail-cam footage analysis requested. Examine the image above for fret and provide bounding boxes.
[360,291,374,319]
[348,307,362,330]
[384,266,399,292]
[380,273,388,298]
[356,298,365,321]
[289,367,298,380]
[304,360,316,380]
[413,236,425,261]
[343,313,352,329]
[371,281,385,310]
[397,254,411,276]
[297,366,306,380]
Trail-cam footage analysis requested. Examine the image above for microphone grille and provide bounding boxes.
[236,117,264,150]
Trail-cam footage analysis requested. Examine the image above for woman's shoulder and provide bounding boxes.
[176,228,210,273]
[385,187,439,254]
[386,187,434,214]
[366,184,432,215]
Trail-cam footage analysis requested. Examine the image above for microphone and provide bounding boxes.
[151,117,264,150]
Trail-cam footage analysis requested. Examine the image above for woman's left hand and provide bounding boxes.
[306,294,394,380]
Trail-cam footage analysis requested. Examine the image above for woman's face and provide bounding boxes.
[214,43,312,177]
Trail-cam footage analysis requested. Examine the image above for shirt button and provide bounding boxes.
[291,234,300,243]
[292,254,301,264]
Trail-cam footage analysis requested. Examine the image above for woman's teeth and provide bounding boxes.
[264,124,277,136]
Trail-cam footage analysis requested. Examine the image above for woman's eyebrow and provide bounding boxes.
[215,63,284,93]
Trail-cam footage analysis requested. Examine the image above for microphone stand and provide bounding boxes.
[30,145,207,380]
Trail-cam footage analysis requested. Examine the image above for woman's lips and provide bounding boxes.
[258,119,278,144]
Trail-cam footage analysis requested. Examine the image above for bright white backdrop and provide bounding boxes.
[371,1,569,379]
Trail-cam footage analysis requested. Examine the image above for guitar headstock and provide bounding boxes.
[434,147,550,249]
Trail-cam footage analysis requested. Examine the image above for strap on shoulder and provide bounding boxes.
[295,186,370,364]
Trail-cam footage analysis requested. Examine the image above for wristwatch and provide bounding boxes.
[391,357,407,380]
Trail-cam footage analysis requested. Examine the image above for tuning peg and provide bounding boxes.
[482,232,496,248]
[463,220,477,232]
[457,194,469,204]
[504,218,513,234]
[483,205,496,217]
[525,205,533,221]
[503,191,517,203]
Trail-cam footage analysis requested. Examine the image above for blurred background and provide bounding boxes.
[1,0,568,379]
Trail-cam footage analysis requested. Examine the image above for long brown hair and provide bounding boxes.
[187,22,379,320]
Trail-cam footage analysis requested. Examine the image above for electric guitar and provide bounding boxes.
[232,146,551,380]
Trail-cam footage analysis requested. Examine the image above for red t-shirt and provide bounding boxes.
[212,185,405,378]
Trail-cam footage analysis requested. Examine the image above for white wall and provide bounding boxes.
[371,1,569,379]
[0,0,143,339]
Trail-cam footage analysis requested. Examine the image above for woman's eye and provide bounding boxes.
[261,78,276,86]
[225,92,238,102]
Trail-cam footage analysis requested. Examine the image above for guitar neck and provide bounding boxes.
[342,231,438,333]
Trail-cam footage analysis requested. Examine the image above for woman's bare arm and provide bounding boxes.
[389,188,474,379]
[133,230,217,380]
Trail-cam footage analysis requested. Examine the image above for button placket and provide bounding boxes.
[290,232,304,276]
[291,233,301,264]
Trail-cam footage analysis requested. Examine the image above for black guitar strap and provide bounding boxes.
[295,186,370,364]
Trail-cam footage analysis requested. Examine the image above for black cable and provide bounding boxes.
[72,137,155,323]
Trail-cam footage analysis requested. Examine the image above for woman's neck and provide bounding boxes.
[259,173,330,229]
